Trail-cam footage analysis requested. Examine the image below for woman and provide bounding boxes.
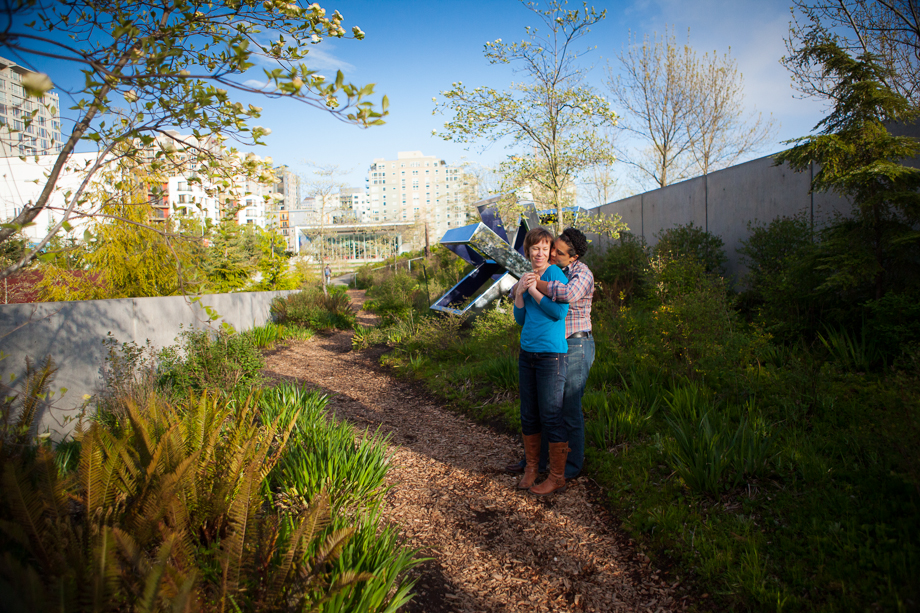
[514,227,570,496]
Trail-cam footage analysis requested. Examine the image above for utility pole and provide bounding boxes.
[424,221,430,258]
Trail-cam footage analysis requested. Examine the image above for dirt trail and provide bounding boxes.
[262,289,684,613]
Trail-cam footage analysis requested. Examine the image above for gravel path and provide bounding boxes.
[262,290,685,613]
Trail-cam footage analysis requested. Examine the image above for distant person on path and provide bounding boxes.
[507,227,595,480]
[324,264,332,284]
[514,227,570,496]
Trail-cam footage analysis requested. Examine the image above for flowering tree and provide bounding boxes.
[434,0,617,235]
[0,0,387,280]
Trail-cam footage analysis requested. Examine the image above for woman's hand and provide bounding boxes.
[527,281,543,302]
[515,279,526,300]
[522,272,537,289]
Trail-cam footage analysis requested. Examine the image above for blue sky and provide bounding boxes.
[28,0,829,200]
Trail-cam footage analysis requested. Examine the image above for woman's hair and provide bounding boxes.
[523,227,555,261]
[558,227,589,258]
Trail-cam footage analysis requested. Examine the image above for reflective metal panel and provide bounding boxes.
[431,195,549,320]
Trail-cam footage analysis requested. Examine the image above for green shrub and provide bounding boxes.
[262,383,391,516]
[651,258,762,384]
[364,271,419,321]
[469,300,518,349]
[663,387,775,494]
[817,326,886,372]
[260,381,420,611]
[738,213,828,340]
[586,232,653,306]
[157,327,264,396]
[864,290,920,360]
[653,222,727,275]
[271,285,356,330]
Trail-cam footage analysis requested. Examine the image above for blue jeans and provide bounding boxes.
[518,350,567,443]
[521,336,595,478]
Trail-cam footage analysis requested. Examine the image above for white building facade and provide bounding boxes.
[366,151,475,243]
[0,153,99,243]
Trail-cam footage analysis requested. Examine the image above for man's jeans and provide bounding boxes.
[518,350,567,443]
[520,336,595,478]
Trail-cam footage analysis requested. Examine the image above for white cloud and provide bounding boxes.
[244,78,273,90]
[248,41,355,74]
[304,45,355,73]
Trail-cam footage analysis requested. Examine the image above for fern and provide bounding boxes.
[1,463,52,574]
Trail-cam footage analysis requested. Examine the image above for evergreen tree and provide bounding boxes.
[252,227,299,291]
[775,40,920,299]
[204,219,258,293]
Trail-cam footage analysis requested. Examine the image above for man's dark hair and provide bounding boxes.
[559,227,589,258]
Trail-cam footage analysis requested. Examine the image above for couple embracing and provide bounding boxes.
[509,226,594,496]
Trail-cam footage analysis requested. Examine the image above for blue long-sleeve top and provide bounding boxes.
[513,265,569,353]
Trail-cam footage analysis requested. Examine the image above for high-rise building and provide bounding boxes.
[338,187,369,223]
[0,56,63,157]
[271,165,299,247]
[366,151,476,242]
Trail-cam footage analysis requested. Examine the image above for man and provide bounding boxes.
[506,227,595,479]
[324,264,332,284]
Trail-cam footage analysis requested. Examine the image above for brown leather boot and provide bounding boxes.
[529,442,569,496]
[517,434,541,489]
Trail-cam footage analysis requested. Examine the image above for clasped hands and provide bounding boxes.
[515,272,540,300]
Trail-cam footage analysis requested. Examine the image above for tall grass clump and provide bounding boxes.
[271,285,356,330]
[261,381,420,611]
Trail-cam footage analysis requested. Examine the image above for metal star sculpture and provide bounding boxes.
[431,195,543,318]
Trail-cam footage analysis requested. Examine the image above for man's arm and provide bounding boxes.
[535,266,593,304]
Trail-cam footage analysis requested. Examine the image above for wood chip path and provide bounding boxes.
[263,290,686,613]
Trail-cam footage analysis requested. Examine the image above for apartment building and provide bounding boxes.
[366,151,475,242]
[271,165,299,245]
[0,56,63,158]
[139,131,275,228]
[338,187,369,223]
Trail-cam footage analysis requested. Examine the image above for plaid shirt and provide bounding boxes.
[547,259,594,337]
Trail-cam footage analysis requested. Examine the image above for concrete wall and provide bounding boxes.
[0,290,296,438]
[588,121,920,282]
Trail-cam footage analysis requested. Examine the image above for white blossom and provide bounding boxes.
[21,72,53,97]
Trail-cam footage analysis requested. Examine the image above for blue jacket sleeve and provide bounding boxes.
[513,303,526,326]
[534,267,569,320]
